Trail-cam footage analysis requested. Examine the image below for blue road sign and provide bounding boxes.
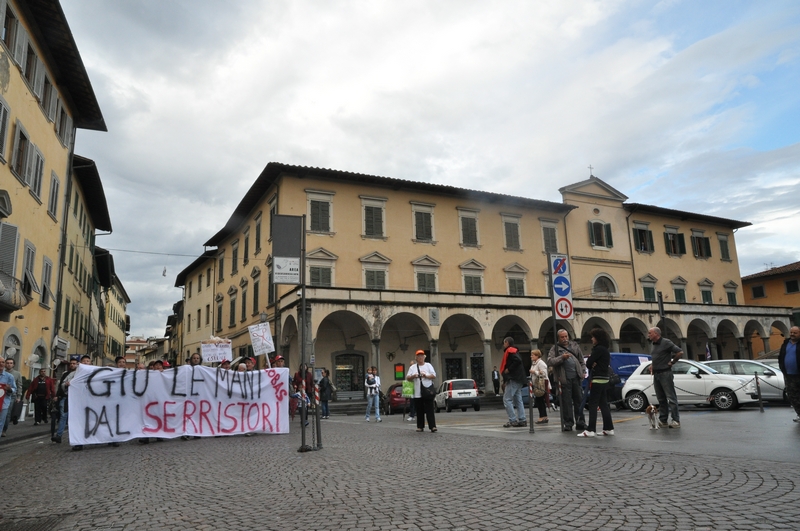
[553,276,571,297]
[552,257,567,275]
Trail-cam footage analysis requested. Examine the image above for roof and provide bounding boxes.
[21,0,106,131]
[73,155,111,231]
[94,246,114,288]
[623,203,751,230]
[559,175,629,201]
[113,276,131,304]
[204,162,575,246]
[742,261,800,282]
[174,250,216,287]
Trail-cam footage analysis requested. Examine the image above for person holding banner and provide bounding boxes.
[53,358,78,446]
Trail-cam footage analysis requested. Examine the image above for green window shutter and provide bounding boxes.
[643,287,656,301]
[703,237,712,258]
[691,236,698,257]
[677,234,686,255]
[543,226,557,253]
[505,222,520,249]
[588,221,595,245]
[604,223,613,248]
[646,230,654,252]
[310,266,320,286]
[727,292,737,305]
[462,217,477,245]
[674,289,686,303]
[415,211,432,241]
[720,239,730,260]
[366,270,385,289]
[365,206,382,237]
[664,232,672,254]
[321,267,331,287]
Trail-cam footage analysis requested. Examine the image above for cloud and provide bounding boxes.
[61,1,800,337]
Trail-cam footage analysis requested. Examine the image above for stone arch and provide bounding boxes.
[654,318,682,343]
[537,317,577,358]
[279,314,299,366]
[715,319,740,360]
[315,310,372,401]
[744,319,768,359]
[439,313,485,382]
[379,312,432,366]
[771,320,790,338]
[619,317,649,354]
[2,328,22,368]
[686,318,714,361]
[580,316,614,344]
[591,272,619,297]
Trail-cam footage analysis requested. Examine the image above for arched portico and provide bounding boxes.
[715,320,741,360]
[439,313,486,385]
[619,318,649,354]
[687,318,714,361]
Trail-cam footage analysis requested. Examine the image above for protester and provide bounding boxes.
[26,368,53,425]
[779,326,800,422]
[407,350,436,433]
[53,358,78,448]
[237,363,247,372]
[189,352,202,366]
[578,329,615,437]
[319,369,333,419]
[245,357,256,371]
[529,350,549,424]
[220,359,231,370]
[648,326,683,429]
[364,366,382,422]
[136,362,146,370]
[0,356,17,436]
[547,329,587,432]
[273,355,286,368]
[115,356,126,369]
[153,360,164,371]
[501,337,527,428]
[1,358,21,437]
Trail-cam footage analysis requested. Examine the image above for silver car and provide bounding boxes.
[703,359,786,402]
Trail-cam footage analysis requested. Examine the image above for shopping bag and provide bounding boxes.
[402,380,414,398]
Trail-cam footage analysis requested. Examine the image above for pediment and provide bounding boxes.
[250,266,261,278]
[306,247,338,261]
[227,285,238,296]
[459,259,486,271]
[359,251,392,264]
[411,255,441,267]
[215,292,224,302]
[639,273,658,283]
[697,278,715,287]
[723,280,738,289]
[239,277,249,288]
[503,262,529,274]
[671,276,688,285]
[559,176,628,202]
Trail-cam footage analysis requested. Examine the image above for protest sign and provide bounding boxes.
[68,365,290,445]
[200,338,232,363]
[248,323,275,357]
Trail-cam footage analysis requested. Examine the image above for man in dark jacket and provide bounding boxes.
[547,329,587,432]
[501,337,527,428]
[779,326,800,422]
[26,368,53,425]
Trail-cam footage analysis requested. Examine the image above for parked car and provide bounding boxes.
[384,383,411,415]
[621,359,756,411]
[759,359,781,372]
[582,353,652,409]
[434,379,481,412]
[703,359,786,402]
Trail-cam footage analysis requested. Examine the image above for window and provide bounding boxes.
[41,76,56,121]
[197,309,201,329]
[416,272,436,292]
[674,288,686,303]
[216,302,223,331]
[459,209,479,247]
[588,221,613,248]
[68,243,74,272]
[40,257,52,307]
[365,269,386,290]
[0,96,9,161]
[255,212,263,253]
[309,266,332,287]
[55,100,72,147]
[243,232,249,265]
[22,241,39,298]
[502,214,521,251]
[63,298,70,329]
[701,290,713,304]
[632,223,654,253]
[727,291,737,305]
[47,172,59,217]
[268,196,277,239]
[691,230,712,259]
[718,234,731,261]
[11,120,30,181]
[205,304,210,326]
[198,274,202,292]
[362,197,386,238]
[540,219,558,254]
[592,274,617,296]
[187,281,192,298]
[206,267,211,287]
[253,279,260,313]
[241,288,247,321]
[231,241,239,275]
[643,287,656,302]
[2,7,18,52]
[186,315,190,332]
[217,252,224,282]
[23,44,37,86]
[464,275,482,294]
[267,262,275,305]
[307,190,333,232]
[229,296,236,327]
[508,277,524,296]
[412,203,434,242]
[786,280,799,294]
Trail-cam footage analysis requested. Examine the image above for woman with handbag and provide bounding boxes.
[406,350,437,433]
[578,328,615,437]
[529,350,549,424]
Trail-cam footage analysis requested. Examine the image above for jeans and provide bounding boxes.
[653,370,680,423]
[2,402,12,432]
[559,377,586,428]
[503,380,526,423]
[365,393,381,420]
[321,400,329,417]
[586,381,613,432]
[56,398,69,437]
[0,406,9,434]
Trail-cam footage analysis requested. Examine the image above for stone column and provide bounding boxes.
[483,340,494,395]
[611,339,620,353]
[762,336,771,355]
[679,339,688,360]
[429,340,439,378]
[371,339,381,372]
[708,341,719,361]
[737,338,746,360]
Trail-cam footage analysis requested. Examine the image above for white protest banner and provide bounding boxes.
[67,365,290,445]
[248,323,275,357]
[201,338,232,363]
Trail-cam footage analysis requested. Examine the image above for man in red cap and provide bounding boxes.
[219,359,231,370]
[273,355,285,368]
[245,357,256,371]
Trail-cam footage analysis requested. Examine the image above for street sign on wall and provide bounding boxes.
[549,253,573,320]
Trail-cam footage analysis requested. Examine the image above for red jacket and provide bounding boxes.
[26,376,54,400]
[499,346,519,376]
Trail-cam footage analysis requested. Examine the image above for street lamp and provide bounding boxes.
[260,311,268,323]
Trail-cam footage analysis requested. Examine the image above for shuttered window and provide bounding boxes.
[415,211,432,241]
[365,269,386,290]
[461,216,478,246]
[417,272,436,292]
[464,275,482,294]
[364,205,383,237]
[310,266,332,287]
[310,200,330,232]
[504,221,520,250]
[588,221,613,248]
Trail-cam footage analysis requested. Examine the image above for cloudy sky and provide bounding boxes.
[60,0,800,339]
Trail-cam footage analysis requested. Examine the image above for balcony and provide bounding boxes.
[0,271,29,313]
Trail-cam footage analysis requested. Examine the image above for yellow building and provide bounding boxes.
[174,163,790,398]
[95,247,131,364]
[174,250,216,364]
[0,0,105,379]
[741,261,800,353]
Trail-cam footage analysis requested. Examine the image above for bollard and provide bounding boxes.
[314,383,323,449]
[528,379,535,434]
[754,372,764,413]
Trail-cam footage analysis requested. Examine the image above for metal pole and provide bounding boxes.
[299,214,313,452]
[754,372,764,413]
[528,378,535,434]
[548,252,564,430]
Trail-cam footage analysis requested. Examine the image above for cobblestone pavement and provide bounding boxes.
[2,407,800,531]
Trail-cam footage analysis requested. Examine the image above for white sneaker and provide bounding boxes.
[577,430,596,437]
[365,418,370,422]
[602,429,614,436]
[669,421,680,429]
[793,417,800,423]
[406,417,416,421]
[377,418,382,422]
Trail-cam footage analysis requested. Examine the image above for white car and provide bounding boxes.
[621,359,756,411]
[434,379,481,412]
[703,359,786,402]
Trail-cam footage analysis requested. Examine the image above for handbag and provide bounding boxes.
[417,363,436,399]
[532,375,547,398]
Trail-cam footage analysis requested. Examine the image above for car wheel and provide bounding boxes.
[461,407,467,412]
[446,401,452,413]
[712,389,737,411]
[474,404,481,412]
[626,391,648,412]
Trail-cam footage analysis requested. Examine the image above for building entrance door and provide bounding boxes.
[334,353,365,400]
[444,356,464,380]
[470,355,485,389]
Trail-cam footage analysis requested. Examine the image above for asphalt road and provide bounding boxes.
[2,403,799,531]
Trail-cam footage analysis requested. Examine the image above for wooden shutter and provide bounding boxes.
[0,222,18,275]
[703,237,712,258]
[505,222,519,249]
[690,236,698,256]
[13,25,26,68]
[543,226,557,253]
[604,223,613,248]
[33,57,45,97]
[677,233,686,255]
[415,211,431,241]
[365,206,382,237]
[0,102,8,159]
[462,217,477,245]
[0,0,7,32]
[588,221,595,245]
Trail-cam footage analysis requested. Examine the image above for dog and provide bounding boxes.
[646,405,659,429]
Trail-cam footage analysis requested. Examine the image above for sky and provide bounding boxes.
[59,0,800,339]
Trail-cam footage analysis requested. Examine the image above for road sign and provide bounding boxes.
[555,298,573,319]
[551,254,569,276]
[553,276,571,297]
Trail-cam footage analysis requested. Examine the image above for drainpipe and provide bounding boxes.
[625,205,638,294]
